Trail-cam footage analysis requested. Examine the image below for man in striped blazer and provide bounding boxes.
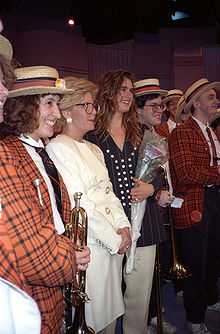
[169,78,220,334]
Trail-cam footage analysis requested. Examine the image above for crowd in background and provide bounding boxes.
[0,20,220,334]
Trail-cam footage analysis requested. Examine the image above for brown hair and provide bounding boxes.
[0,54,16,90]
[0,95,40,138]
[55,76,98,133]
[135,93,161,109]
[94,69,142,147]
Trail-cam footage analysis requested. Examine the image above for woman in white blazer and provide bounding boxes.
[46,77,131,334]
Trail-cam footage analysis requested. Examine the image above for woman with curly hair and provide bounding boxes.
[85,69,154,229]
[0,65,90,334]
[85,70,168,334]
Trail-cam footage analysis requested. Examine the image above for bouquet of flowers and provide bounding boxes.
[126,130,169,274]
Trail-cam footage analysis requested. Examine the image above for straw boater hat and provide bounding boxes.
[209,109,220,128]
[163,89,183,104]
[184,78,220,114]
[134,78,168,97]
[8,66,74,98]
[0,35,13,61]
[175,95,186,124]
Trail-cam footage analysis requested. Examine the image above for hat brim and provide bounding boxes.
[0,36,13,61]
[163,95,182,104]
[175,102,186,124]
[8,86,74,98]
[135,89,168,97]
[184,82,220,114]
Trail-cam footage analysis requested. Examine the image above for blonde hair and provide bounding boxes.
[55,77,98,133]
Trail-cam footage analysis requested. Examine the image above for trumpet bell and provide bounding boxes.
[66,307,95,334]
[66,324,94,334]
[164,262,191,279]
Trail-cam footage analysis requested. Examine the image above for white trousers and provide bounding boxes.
[123,245,156,334]
[97,319,116,334]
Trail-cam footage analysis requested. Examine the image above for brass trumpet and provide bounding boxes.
[160,165,190,279]
[64,192,95,334]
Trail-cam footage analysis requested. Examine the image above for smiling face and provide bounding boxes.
[116,77,134,114]
[167,98,179,121]
[193,89,219,122]
[0,66,9,123]
[63,92,96,141]
[137,95,163,128]
[29,94,61,141]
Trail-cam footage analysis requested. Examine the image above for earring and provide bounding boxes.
[67,117,72,124]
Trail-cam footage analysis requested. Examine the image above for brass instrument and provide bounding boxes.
[64,192,95,334]
[155,244,163,334]
[160,165,190,279]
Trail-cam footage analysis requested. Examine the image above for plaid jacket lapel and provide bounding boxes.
[2,136,71,226]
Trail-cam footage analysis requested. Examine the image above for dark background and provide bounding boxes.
[0,0,220,44]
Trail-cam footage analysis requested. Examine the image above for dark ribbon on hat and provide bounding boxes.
[185,82,210,103]
[10,76,58,91]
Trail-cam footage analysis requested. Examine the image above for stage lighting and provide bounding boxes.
[171,11,189,21]
[68,19,75,25]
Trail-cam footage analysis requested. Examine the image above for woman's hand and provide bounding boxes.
[130,178,155,203]
[75,245,91,271]
[158,190,174,207]
[117,227,132,254]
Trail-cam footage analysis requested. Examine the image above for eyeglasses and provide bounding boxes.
[75,102,101,114]
[168,101,178,107]
[144,103,166,112]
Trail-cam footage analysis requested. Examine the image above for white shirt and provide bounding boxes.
[167,118,177,134]
[19,135,65,234]
[192,116,220,166]
[0,278,41,334]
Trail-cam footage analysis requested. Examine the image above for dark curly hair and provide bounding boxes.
[0,95,40,138]
[94,69,142,148]
[135,93,161,109]
[0,54,16,90]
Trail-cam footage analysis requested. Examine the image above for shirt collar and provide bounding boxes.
[191,115,208,130]
[19,134,44,148]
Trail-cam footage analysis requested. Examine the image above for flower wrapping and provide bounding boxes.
[126,130,169,274]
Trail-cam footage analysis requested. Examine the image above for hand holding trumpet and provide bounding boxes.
[75,245,91,271]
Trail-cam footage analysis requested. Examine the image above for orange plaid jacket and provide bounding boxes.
[155,122,170,139]
[0,218,31,295]
[0,137,77,334]
[169,117,220,229]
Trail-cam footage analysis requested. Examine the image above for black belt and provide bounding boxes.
[204,185,220,190]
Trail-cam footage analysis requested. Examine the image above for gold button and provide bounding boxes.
[105,207,111,214]
[106,187,110,194]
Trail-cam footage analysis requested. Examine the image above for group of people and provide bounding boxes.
[0,23,219,334]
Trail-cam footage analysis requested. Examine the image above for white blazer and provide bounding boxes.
[47,134,130,333]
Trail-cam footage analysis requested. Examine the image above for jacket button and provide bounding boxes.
[106,186,110,194]
[105,207,111,214]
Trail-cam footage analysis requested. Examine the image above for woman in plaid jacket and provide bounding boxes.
[0,65,90,334]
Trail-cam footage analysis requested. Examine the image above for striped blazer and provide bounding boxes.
[0,137,76,334]
[169,117,220,229]
[155,122,170,139]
